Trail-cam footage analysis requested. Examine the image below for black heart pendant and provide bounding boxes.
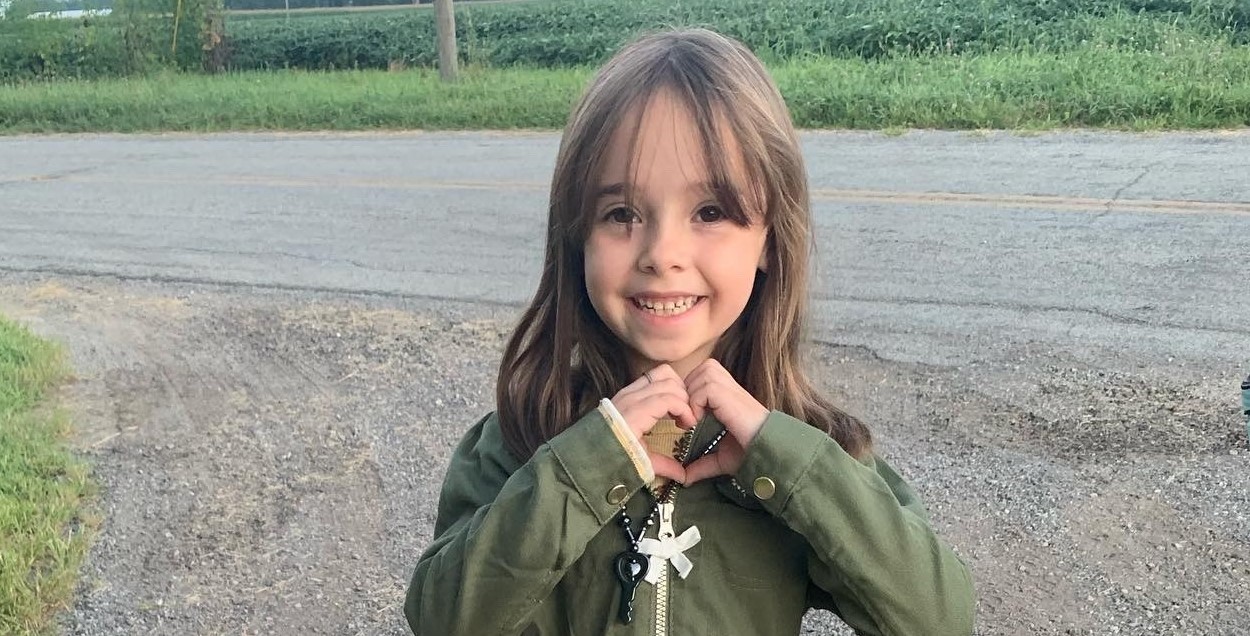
[613,550,649,624]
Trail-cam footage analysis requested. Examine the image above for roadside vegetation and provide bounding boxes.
[3,40,1249,132]
[0,1,1246,126]
[0,315,95,636]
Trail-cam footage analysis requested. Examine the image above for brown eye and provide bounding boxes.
[696,205,724,223]
[605,206,638,224]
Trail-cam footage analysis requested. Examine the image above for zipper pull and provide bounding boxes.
[657,502,675,540]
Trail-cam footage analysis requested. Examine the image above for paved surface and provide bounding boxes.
[4,131,1248,371]
[1,131,1247,635]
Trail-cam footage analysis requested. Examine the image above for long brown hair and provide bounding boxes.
[496,28,872,461]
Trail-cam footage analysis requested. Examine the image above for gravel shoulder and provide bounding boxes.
[0,273,1245,635]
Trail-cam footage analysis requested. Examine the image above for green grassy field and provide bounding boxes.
[2,39,1248,133]
[0,316,94,636]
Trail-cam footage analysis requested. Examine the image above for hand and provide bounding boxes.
[610,364,697,483]
[682,359,769,485]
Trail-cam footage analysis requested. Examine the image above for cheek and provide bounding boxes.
[584,237,629,282]
[583,244,603,288]
[721,234,767,305]
[582,243,618,313]
[738,231,769,275]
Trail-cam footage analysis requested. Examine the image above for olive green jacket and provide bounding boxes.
[405,408,975,636]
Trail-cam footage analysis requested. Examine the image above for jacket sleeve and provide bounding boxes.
[404,410,647,635]
[734,411,975,636]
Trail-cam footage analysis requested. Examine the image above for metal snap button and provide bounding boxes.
[607,484,630,506]
[752,476,777,500]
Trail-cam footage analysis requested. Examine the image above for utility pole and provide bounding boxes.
[434,0,458,81]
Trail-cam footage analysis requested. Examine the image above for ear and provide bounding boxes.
[757,232,770,273]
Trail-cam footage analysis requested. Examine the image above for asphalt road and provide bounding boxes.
[2,130,1248,374]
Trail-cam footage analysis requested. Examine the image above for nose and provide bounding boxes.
[637,214,690,274]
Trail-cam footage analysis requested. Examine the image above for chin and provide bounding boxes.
[635,346,697,367]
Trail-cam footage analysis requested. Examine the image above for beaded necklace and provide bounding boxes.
[612,427,727,624]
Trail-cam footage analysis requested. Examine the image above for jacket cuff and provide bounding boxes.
[547,407,649,525]
[733,410,828,516]
[598,399,656,483]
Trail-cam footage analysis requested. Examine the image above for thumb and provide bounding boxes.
[681,454,727,486]
[649,452,688,484]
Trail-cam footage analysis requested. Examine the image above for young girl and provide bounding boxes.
[405,28,975,636]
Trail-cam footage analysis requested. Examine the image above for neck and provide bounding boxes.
[627,350,712,381]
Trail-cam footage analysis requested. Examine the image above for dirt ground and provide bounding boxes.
[0,274,1246,635]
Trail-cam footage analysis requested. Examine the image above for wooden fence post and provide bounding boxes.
[435,0,458,81]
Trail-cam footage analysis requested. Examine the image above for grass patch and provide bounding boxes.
[0,315,95,636]
[779,42,1250,130]
[1,39,1248,133]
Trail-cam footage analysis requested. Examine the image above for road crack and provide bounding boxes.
[1094,161,1161,221]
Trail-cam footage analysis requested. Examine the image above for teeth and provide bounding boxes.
[635,296,699,316]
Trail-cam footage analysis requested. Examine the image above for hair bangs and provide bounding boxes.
[656,61,768,229]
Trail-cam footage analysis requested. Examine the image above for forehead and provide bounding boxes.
[597,89,748,188]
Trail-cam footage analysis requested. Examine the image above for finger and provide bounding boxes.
[683,364,731,399]
[685,361,727,392]
[619,363,685,400]
[686,380,716,426]
[681,359,714,388]
[688,385,706,425]
[635,378,690,414]
[658,393,698,430]
[617,370,657,398]
[685,357,724,383]
[615,376,686,413]
[646,363,682,386]
[682,454,727,486]
[689,402,705,427]
[628,393,697,437]
[649,452,687,484]
[647,376,689,401]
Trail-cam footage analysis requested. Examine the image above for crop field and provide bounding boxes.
[221,0,1250,71]
[1,0,1248,131]
[4,0,1248,77]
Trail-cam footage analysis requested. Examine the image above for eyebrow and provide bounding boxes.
[592,182,631,200]
[591,181,718,200]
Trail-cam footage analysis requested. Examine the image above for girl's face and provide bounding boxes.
[584,91,768,380]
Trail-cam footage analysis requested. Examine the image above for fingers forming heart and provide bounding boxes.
[611,360,768,485]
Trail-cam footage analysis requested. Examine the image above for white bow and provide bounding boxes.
[637,526,701,584]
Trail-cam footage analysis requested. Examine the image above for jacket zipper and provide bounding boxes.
[652,427,697,636]
[653,500,675,636]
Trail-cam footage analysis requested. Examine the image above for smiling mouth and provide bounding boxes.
[631,296,704,317]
